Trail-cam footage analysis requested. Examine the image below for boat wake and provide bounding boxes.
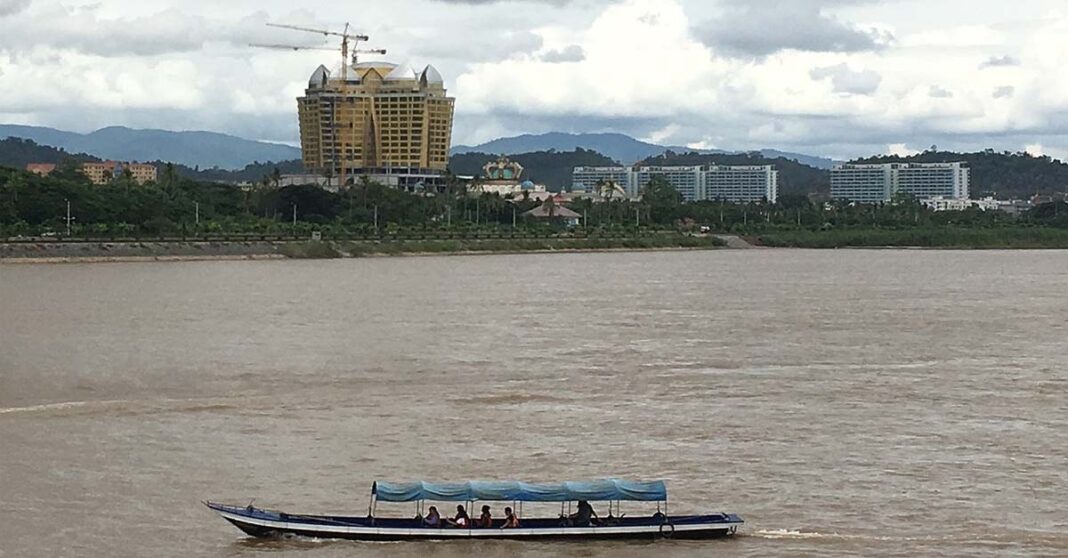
[0,397,240,417]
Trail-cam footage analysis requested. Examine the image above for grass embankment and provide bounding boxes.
[757,227,1068,249]
[281,235,724,259]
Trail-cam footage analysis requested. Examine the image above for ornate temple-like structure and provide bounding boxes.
[475,156,547,196]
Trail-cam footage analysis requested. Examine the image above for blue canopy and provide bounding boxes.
[372,480,667,503]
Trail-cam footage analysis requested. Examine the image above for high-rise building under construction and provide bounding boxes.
[297,61,455,183]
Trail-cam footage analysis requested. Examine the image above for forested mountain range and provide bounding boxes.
[0,124,300,170]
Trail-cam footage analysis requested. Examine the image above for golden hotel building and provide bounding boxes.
[298,61,455,186]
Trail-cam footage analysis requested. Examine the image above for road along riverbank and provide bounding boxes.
[0,235,727,264]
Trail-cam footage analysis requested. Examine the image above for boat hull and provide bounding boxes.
[207,502,742,541]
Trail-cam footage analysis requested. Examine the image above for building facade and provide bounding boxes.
[572,165,778,203]
[571,167,632,198]
[26,163,56,177]
[473,156,547,196]
[298,62,455,183]
[81,161,158,185]
[703,165,779,203]
[831,162,969,203]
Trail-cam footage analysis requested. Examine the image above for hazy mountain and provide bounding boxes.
[0,124,301,170]
[451,132,837,169]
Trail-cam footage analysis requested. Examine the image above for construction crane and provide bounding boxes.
[252,23,386,188]
[261,23,387,82]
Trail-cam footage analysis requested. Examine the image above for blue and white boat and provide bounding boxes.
[206,479,743,541]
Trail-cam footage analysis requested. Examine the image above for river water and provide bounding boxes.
[1,250,1066,557]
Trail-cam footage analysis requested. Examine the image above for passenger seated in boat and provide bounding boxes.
[477,505,493,528]
[423,506,441,528]
[502,507,520,529]
[569,500,598,526]
[446,504,469,528]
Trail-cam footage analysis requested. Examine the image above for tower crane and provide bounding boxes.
[252,23,387,188]
[260,23,387,82]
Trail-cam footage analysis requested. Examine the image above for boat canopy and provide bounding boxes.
[372,480,667,503]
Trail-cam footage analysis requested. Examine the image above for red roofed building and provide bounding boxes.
[26,163,56,177]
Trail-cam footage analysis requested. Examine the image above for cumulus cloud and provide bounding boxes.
[3,0,1068,160]
[809,63,882,95]
[0,5,281,57]
[695,0,892,57]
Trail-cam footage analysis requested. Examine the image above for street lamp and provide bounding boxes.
[64,198,73,236]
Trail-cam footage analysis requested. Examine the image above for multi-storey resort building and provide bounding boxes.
[298,61,455,188]
[572,165,778,203]
[570,167,632,197]
[831,162,969,203]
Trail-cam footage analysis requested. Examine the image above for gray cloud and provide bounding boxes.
[407,29,542,62]
[929,85,954,98]
[993,86,1015,99]
[980,55,1019,68]
[0,6,279,57]
[0,0,30,17]
[429,0,577,4]
[809,63,882,95]
[695,1,892,57]
[542,44,585,63]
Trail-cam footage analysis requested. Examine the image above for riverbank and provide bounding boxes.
[757,227,1068,249]
[0,236,726,264]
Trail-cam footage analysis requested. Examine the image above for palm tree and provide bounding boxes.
[598,179,618,201]
[543,194,558,219]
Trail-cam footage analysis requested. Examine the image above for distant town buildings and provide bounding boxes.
[25,161,157,185]
[298,61,455,189]
[831,162,970,203]
[81,161,158,185]
[25,163,56,177]
[920,196,999,212]
[572,165,778,203]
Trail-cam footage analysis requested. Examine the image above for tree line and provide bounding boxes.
[2,164,1066,238]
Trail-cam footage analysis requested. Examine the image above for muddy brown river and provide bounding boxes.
[1,250,1066,557]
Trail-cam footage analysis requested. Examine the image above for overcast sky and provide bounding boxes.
[0,0,1066,160]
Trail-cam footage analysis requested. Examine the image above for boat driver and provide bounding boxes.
[569,500,599,527]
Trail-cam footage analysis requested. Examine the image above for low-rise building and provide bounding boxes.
[81,161,158,185]
[25,163,56,177]
[920,196,999,212]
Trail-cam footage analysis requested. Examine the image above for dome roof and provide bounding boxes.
[385,63,419,81]
[325,64,365,83]
[308,64,330,87]
[354,61,396,70]
[421,64,444,84]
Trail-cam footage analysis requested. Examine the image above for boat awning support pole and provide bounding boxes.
[368,486,376,518]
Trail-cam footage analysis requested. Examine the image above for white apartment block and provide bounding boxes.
[831,162,970,203]
[572,165,778,203]
[703,165,779,203]
[634,166,703,201]
[571,167,632,196]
